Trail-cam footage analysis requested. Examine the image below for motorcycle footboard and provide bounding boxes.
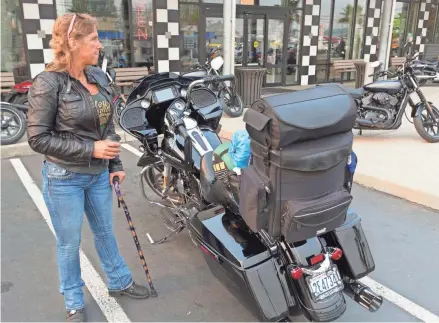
[190,206,291,321]
[322,209,375,280]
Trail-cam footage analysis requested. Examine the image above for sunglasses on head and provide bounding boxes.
[67,13,86,39]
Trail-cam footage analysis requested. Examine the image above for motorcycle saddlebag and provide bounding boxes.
[190,206,293,321]
[243,84,357,150]
[323,210,375,280]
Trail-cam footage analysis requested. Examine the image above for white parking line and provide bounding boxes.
[121,143,142,157]
[10,158,131,323]
[360,277,439,322]
[146,233,154,244]
[121,142,439,323]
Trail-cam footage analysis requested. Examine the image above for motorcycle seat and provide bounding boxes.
[347,88,365,99]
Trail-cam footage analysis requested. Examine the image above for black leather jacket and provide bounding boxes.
[27,66,123,173]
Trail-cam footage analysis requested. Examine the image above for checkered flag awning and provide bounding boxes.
[155,0,181,74]
[300,0,321,86]
[21,0,57,78]
[363,0,382,63]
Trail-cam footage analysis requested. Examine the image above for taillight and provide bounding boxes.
[13,81,33,93]
[290,267,303,280]
[310,253,324,265]
[330,248,343,261]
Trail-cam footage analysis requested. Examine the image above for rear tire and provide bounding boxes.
[12,95,28,106]
[414,104,439,143]
[1,104,27,145]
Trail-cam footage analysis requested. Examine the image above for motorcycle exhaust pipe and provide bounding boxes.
[343,280,383,312]
[355,118,388,129]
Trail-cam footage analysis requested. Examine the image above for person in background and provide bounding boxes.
[26,13,150,322]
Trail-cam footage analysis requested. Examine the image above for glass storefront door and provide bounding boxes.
[202,5,288,86]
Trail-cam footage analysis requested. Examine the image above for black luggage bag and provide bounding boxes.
[239,84,357,243]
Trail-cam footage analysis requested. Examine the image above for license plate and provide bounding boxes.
[306,266,344,301]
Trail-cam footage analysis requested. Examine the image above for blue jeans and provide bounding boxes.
[42,161,133,311]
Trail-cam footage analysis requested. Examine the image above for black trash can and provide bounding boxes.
[235,68,267,109]
[354,61,367,88]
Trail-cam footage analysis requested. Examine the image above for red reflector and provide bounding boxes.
[291,267,303,280]
[200,245,217,260]
[331,248,343,261]
[310,253,324,265]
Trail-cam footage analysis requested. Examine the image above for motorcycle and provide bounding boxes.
[116,70,383,322]
[346,48,439,143]
[1,101,28,145]
[410,58,439,86]
[5,80,32,106]
[183,52,244,118]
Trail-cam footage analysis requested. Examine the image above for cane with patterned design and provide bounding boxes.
[113,176,158,298]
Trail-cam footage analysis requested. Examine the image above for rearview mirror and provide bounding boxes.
[370,61,381,68]
[211,56,224,71]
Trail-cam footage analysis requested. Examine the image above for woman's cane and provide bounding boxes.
[112,176,158,298]
[107,133,158,298]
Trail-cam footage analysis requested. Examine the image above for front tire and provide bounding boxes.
[220,88,244,118]
[414,103,439,143]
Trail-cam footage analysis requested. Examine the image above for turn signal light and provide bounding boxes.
[291,267,303,280]
[330,248,343,261]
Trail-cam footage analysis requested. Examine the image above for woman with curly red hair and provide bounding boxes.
[27,13,149,322]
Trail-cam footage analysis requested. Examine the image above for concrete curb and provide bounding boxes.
[0,130,136,159]
[217,130,439,212]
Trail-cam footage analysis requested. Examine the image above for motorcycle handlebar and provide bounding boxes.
[186,74,235,102]
[176,124,188,140]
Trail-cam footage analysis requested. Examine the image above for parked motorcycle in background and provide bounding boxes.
[1,102,28,145]
[410,58,439,86]
[184,49,244,118]
[345,44,439,143]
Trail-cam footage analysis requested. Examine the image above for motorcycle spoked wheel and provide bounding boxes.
[1,105,27,145]
[220,88,244,118]
[142,162,186,206]
[414,104,439,143]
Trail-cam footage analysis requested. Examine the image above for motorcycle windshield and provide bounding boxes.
[127,72,193,104]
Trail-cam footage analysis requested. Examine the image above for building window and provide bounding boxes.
[131,0,154,70]
[392,2,408,57]
[286,0,301,85]
[203,0,283,5]
[426,4,438,44]
[1,0,28,82]
[316,0,367,83]
[180,2,200,71]
[435,10,439,43]
[352,0,366,59]
[55,0,154,71]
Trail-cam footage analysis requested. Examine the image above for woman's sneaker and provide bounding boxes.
[66,309,85,322]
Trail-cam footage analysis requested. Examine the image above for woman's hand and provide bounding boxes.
[110,171,126,185]
[93,140,121,159]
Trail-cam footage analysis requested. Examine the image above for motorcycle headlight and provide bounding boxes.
[141,100,150,109]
